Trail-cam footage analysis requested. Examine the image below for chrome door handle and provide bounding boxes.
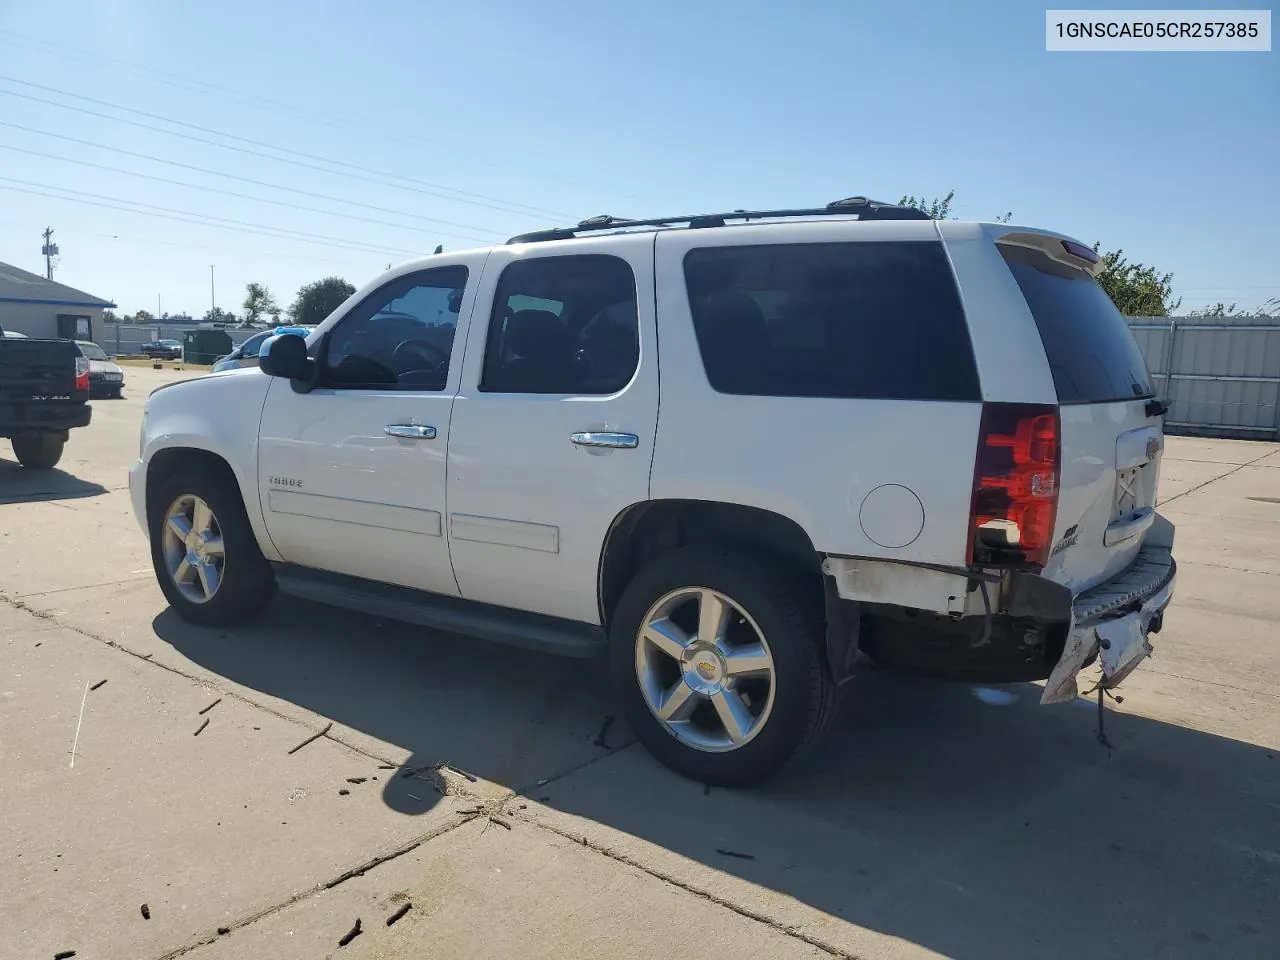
[570,431,639,449]
[385,424,437,440]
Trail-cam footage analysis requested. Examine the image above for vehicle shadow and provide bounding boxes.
[154,597,1279,960]
[0,459,108,504]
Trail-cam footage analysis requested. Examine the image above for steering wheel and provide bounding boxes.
[392,338,449,371]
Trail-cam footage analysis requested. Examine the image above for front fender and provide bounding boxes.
[138,374,281,561]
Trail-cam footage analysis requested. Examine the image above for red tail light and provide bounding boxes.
[1060,239,1100,264]
[74,356,90,394]
[966,402,1060,569]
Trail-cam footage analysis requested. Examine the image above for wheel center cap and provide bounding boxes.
[683,646,726,693]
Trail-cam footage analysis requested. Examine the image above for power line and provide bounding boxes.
[0,177,420,258]
[0,82,566,220]
[0,28,654,207]
[0,29,317,117]
[0,121,506,236]
[0,143,499,245]
[1176,286,1280,292]
[66,228,363,264]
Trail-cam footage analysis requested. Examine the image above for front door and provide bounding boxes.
[446,234,659,624]
[257,257,485,594]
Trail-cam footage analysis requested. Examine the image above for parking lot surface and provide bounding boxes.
[2,366,1278,960]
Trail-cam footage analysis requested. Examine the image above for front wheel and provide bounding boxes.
[11,432,65,470]
[149,468,276,626]
[609,546,838,787]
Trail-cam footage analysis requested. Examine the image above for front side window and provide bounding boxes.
[683,241,981,401]
[320,266,468,391]
[480,255,639,395]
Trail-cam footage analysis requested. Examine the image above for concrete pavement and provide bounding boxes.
[2,366,1277,959]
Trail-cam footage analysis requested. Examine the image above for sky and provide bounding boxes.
[0,0,1275,317]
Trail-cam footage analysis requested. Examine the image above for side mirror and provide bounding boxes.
[259,333,311,381]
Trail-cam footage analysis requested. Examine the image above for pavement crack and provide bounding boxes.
[0,591,395,768]
[512,739,639,798]
[15,575,153,598]
[1142,665,1280,699]
[1159,448,1280,507]
[149,811,477,960]
[515,814,865,960]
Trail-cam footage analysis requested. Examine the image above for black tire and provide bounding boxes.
[609,545,838,787]
[149,467,276,626]
[11,432,65,470]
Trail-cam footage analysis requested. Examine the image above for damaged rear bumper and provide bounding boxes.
[1040,544,1177,705]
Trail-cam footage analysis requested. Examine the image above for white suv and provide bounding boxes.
[129,197,1176,785]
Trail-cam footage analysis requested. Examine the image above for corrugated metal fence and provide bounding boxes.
[1127,315,1280,440]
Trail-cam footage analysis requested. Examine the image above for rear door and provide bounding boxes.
[994,233,1164,593]
[445,233,658,625]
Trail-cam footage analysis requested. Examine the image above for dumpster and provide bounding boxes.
[182,329,233,365]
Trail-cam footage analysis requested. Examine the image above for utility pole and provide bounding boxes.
[41,227,58,280]
[209,265,216,317]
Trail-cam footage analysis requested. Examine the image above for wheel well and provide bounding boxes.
[598,500,822,626]
[146,447,241,518]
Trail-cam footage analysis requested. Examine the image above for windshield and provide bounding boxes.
[78,342,109,360]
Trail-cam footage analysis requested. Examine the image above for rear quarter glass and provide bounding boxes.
[682,240,981,402]
[998,244,1154,404]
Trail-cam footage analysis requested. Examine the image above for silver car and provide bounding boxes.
[75,340,126,399]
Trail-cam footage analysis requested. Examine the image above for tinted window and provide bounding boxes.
[481,255,638,395]
[321,266,467,391]
[999,244,1154,403]
[683,242,980,401]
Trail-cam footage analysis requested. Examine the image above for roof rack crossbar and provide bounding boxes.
[505,196,931,244]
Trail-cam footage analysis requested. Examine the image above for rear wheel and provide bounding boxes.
[609,545,838,786]
[11,432,65,470]
[149,468,276,625]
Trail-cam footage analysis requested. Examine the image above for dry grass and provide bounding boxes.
[115,356,213,372]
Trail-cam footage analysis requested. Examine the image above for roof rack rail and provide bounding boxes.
[505,196,931,244]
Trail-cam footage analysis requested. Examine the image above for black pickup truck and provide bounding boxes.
[0,328,92,470]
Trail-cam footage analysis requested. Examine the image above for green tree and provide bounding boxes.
[103,309,119,323]
[242,282,279,327]
[132,309,154,325]
[1092,246,1180,317]
[898,191,1012,223]
[290,276,355,326]
[898,191,955,220]
[1187,297,1279,319]
[202,307,237,325]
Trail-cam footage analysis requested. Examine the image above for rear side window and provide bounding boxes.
[481,254,639,395]
[683,241,980,401]
[999,244,1154,404]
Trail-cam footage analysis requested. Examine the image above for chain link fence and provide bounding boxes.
[104,324,258,357]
